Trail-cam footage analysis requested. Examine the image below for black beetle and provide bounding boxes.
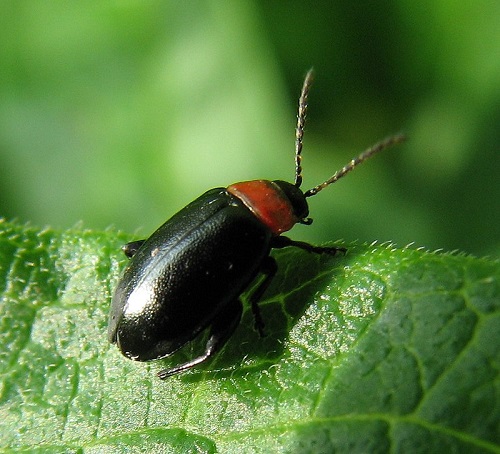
[108,70,405,378]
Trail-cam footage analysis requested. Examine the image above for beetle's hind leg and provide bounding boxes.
[122,240,146,258]
[157,299,243,379]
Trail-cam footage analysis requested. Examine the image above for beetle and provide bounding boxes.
[108,69,406,378]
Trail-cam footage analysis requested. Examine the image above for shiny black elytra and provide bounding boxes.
[108,69,406,379]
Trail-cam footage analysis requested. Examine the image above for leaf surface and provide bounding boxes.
[0,220,499,453]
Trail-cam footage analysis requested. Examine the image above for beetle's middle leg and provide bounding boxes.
[247,256,277,337]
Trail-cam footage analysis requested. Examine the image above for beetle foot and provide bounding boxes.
[122,240,146,258]
[253,311,266,338]
[157,298,243,379]
[272,236,347,256]
[307,245,347,256]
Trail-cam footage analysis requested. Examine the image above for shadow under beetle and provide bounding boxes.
[108,69,406,379]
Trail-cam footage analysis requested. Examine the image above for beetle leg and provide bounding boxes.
[157,298,243,379]
[122,240,146,258]
[248,256,277,337]
[271,236,347,255]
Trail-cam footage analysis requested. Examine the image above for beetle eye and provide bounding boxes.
[300,217,313,225]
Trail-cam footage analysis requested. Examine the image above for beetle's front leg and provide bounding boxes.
[157,298,243,379]
[271,236,347,256]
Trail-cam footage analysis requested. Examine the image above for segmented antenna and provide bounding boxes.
[294,68,314,187]
[304,133,407,198]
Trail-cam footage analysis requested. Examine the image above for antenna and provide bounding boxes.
[294,68,314,187]
[304,134,407,197]
[293,69,406,197]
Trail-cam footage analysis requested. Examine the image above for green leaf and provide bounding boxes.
[0,219,499,453]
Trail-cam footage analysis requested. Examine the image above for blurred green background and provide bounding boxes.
[0,1,498,256]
